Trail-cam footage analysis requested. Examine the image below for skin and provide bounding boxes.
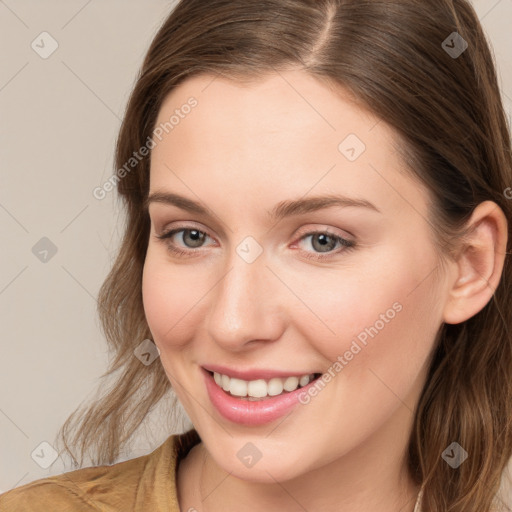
[141,69,508,511]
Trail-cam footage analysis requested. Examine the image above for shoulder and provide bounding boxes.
[0,467,110,511]
[0,456,153,511]
[0,430,200,512]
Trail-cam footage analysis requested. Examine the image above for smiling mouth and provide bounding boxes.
[207,370,322,400]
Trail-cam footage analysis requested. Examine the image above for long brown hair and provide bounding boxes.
[56,1,512,509]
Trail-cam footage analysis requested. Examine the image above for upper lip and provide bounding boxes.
[202,364,319,381]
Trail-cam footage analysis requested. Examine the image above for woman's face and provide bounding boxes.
[142,69,451,482]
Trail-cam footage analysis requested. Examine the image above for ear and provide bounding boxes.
[442,200,509,325]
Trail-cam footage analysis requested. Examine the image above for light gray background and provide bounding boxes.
[1,0,511,498]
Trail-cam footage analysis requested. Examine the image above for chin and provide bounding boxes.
[210,445,311,484]
[229,463,303,484]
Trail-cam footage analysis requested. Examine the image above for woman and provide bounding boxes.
[1,0,511,510]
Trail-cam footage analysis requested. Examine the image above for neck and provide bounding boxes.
[181,401,421,512]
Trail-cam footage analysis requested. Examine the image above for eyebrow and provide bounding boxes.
[144,191,381,221]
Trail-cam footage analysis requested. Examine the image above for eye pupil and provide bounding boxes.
[312,233,336,253]
[184,229,205,247]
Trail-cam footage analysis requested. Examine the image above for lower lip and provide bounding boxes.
[202,367,319,426]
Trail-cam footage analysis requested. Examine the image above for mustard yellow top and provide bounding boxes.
[0,429,201,511]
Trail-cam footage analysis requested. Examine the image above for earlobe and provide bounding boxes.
[442,201,508,325]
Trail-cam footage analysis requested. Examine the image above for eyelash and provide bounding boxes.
[155,225,356,261]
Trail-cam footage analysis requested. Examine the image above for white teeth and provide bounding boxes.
[283,376,299,391]
[299,375,310,387]
[221,374,230,392]
[212,371,316,398]
[247,379,267,398]
[267,378,284,396]
[229,378,248,397]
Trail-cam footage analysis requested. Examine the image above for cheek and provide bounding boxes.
[141,254,196,349]
[298,243,441,382]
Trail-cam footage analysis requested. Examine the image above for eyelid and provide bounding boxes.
[155,222,217,252]
[292,224,356,248]
[157,221,214,239]
[156,222,353,247]
[155,221,356,262]
[292,225,354,244]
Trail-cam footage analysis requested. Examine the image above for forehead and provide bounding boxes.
[154,70,382,146]
[149,70,431,222]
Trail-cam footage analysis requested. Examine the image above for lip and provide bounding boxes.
[202,367,321,426]
[202,364,315,381]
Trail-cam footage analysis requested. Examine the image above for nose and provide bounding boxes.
[206,247,286,352]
